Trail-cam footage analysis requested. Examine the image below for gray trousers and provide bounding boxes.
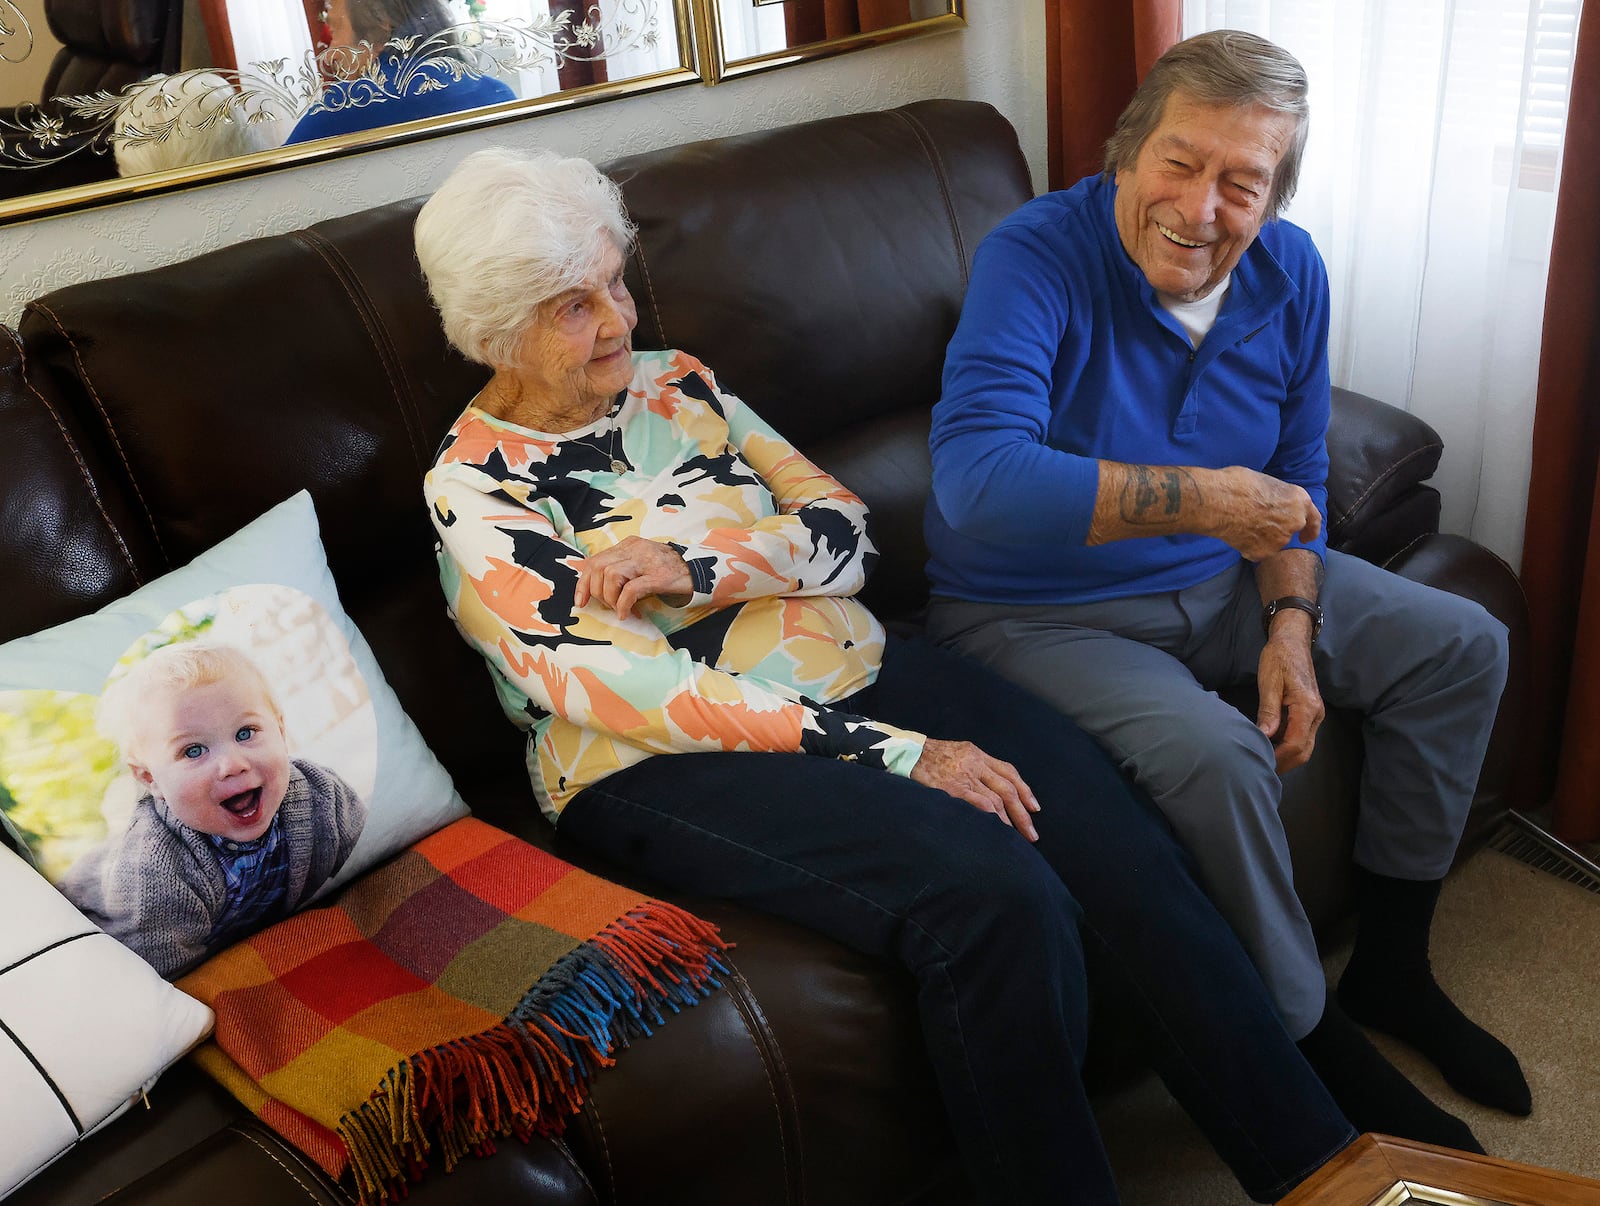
[925,551,1509,1037]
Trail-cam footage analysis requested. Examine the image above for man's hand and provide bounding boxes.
[1255,615,1324,773]
[911,738,1041,841]
[1207,467,1322,562]
[575,536,694,619]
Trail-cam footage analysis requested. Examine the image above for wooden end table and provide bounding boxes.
[1277,1133,1600,1205]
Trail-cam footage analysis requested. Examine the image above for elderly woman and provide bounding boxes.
[286,0,515,146]
[415,147,1355,1206]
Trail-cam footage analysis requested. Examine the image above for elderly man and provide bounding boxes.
[925,29,1525,1150]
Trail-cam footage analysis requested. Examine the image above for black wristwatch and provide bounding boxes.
[1262,595,1323,643]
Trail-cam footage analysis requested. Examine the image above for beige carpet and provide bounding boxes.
[1094,847,1600,1204]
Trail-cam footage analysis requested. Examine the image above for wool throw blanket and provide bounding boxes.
[177,816,730,1205]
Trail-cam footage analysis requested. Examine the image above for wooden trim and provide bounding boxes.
[1279,1134,1600,1206]
[197,0,240,73]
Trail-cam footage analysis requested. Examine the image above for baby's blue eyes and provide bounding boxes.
[179,728,255,759]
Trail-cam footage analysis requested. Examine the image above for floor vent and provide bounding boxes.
[1485,811,1600,896]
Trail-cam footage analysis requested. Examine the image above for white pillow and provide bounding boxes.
[0,841,213,1198]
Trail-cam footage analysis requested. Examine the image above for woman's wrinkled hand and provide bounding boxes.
[911,738,1041,841]
[576,536,694,619]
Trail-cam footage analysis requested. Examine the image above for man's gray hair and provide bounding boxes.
[1102,29,1310,218]
[414,147,636,369]
[345,0,455,44]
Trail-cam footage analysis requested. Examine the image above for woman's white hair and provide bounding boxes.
[98,641,283,765]
[113,73,290,179]
[413,147,636,368]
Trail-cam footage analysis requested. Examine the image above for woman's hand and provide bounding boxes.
[576,536,694,619]
[911,738,1041,841]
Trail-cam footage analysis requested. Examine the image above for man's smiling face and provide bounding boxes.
[1112,92,1298,303]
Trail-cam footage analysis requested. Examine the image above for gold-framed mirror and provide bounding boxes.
[0,0,700,224]
[692,0,962,84]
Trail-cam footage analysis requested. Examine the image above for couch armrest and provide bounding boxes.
[1326,386,1444,564]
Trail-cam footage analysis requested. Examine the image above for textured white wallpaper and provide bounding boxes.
[0,9,1044,327]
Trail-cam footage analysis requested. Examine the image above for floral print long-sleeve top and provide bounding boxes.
[425,348,927,821]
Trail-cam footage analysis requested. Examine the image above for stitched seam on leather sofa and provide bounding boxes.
[228,1124,339,1205]
[24,300,170,567]
[893,108,968,290]
[721,959,802,1204]
[628,234,668,352]
[1333,440,1443,534]
[577,1096,618,1204]
[1379,532,1432,570]
[291,229,427,473]
[0,325,142,584]
[550,1135,602,1205]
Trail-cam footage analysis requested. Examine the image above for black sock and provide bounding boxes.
[1297,997,1485,1153]
[1338,868,1531,1116]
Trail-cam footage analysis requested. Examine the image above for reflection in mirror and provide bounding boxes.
[701,0,961,82]
[0,0,690,214]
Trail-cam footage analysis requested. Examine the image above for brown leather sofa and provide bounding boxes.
[0,99,1528,1206]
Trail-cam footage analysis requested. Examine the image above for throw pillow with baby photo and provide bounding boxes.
[0,492,467,979]
[1,584,377,977]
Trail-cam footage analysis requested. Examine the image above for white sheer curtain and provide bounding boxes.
[475,0,680,97]
[225,0,313,78]
[712,0,788,61]
[1182,0,1579,565]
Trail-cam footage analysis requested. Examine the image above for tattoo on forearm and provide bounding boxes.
[1121,467,1199,525]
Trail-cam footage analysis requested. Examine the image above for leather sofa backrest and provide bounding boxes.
[10,98,1032,789]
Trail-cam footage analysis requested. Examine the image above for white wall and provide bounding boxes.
[0,9,1045,327]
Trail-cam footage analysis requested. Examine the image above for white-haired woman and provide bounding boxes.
[416,147,1356,1206]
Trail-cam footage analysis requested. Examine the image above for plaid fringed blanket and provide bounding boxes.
[177,817,730,1205]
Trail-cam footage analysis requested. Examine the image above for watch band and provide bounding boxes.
[1262,595,1323,642]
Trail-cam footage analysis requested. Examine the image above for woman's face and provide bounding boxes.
[505,239,638,419]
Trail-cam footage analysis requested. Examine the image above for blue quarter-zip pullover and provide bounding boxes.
[926,173,1331,604]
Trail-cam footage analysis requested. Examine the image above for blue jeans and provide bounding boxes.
[558,638,1353,1204]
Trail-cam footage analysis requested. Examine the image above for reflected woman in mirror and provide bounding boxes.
[114,73,294,177]
[285,0,516,146]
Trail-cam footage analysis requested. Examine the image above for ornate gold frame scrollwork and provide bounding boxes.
[690,0,964,84]
[0,0,701,225]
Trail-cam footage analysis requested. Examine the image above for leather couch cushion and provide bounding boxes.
[1326,385,1443,553]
